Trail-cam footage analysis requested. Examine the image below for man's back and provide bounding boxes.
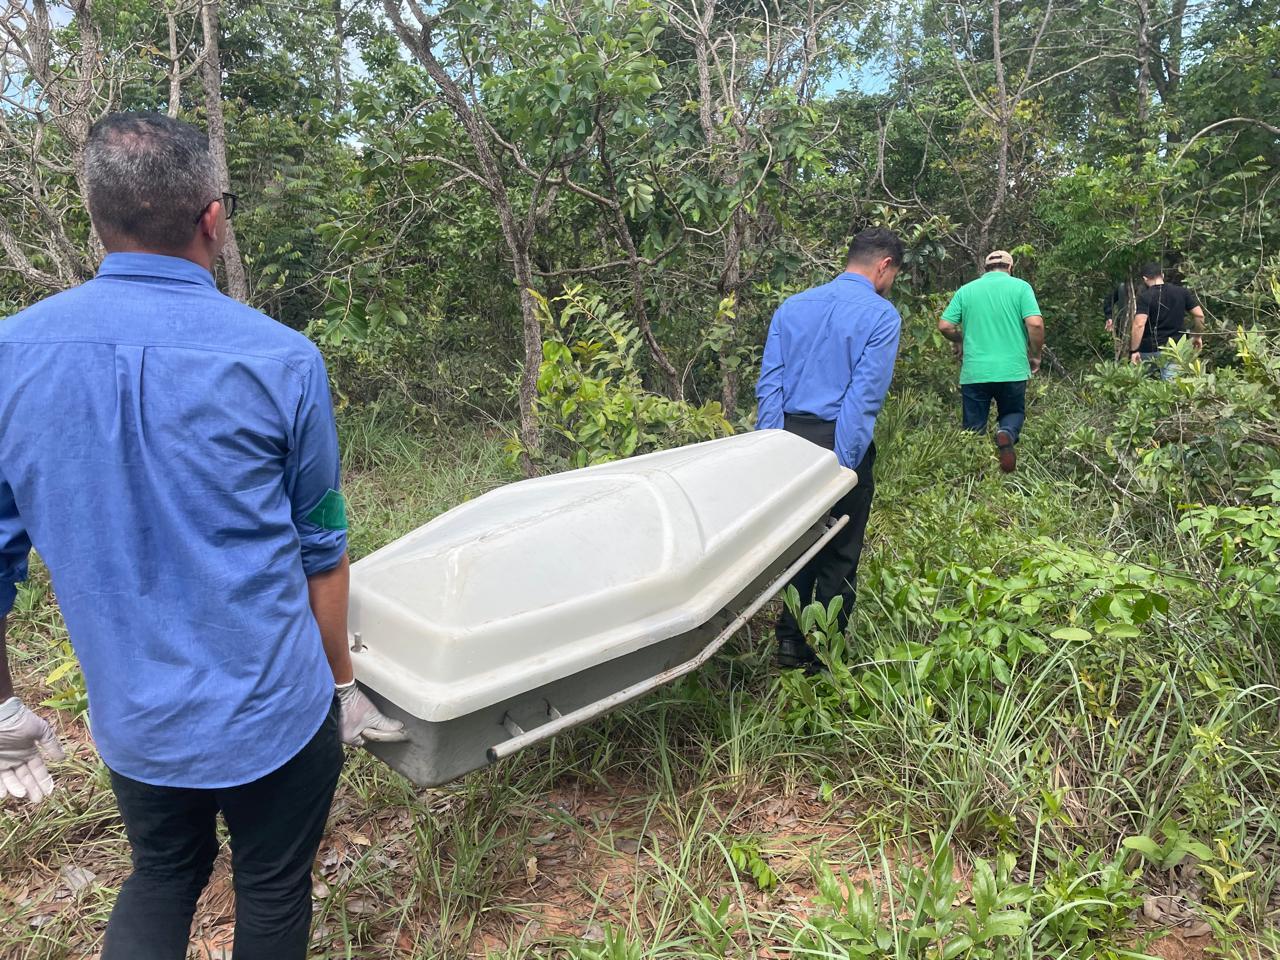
[0,253,340,787]
[943,271,1040,384]
[1135,282,1198,349]
[768,273,899,413]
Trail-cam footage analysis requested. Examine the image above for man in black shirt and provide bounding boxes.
[1129,263,1204,378]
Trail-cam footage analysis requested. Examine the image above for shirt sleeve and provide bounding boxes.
[285,350,348,577]
[940,290,964,325]
[1185,287,1200,310]
[1021,282,1042,319]
[1134,289,1151,317]
[834,307,902,471]
[754,310,786,431]
[0,473,31,618]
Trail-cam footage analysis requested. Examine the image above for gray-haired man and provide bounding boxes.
[0,112,405,958]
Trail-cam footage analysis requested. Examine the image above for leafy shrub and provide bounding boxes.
[779,538,1176,734]
[1077,328,1280,504]
[798,840,1031,959]
[1069,328,1280,689]
[1030,847,1143,956]
[511,286,732,469]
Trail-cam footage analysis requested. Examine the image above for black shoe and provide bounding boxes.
[777,639,821,671]
[995,430,1017,473]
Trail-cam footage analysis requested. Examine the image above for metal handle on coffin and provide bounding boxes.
[485,512,852,764]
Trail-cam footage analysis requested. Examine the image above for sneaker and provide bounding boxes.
[995,430,1017,473]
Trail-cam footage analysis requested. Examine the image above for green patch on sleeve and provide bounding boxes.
[306,489,348,531]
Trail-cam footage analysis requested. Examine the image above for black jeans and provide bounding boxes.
[775,414,876,647]
[101,700,344,960]
[961,380,1027,442]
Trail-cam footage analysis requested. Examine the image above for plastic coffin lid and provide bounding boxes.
[348,429,857,786]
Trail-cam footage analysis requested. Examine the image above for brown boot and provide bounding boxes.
[995,430,1017,473]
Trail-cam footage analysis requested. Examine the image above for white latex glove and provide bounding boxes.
[336,681,408,748]
[0,697,66,804]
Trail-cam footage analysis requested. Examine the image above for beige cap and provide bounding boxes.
[985,250,1014,268]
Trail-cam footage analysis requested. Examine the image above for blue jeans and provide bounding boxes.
[961,380,1026,442]
[1139,352,1176,381]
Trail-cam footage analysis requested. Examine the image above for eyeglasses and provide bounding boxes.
[193,191,238,224]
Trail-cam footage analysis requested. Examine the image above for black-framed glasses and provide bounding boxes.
[193,191,238,224]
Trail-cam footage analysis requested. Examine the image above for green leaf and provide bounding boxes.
[44,660,80,685]
[1050,627,1092,642]
[1122,835,1162,859]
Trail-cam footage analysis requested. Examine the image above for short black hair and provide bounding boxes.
[846,228,904,268]
[1140,262,1164,280]
[85,112,220,250]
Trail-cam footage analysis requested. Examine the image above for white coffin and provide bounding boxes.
[349,429,856,729]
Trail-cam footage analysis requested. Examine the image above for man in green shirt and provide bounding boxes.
[937,250,1045,473]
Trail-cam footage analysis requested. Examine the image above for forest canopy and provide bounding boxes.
[1,0,1277,464]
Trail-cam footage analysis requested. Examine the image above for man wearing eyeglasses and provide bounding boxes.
[0,112,404,959]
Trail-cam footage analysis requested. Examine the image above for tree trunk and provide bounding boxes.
[166,5,182,117]
[199,0,250,301]
[332,0,346,115]
[1162,0,1188,142]
[1135,0,1152,128]
[513,273,543,477]
[718,214,745,412]
[66,0,103,268]
[975,0,1010,264]
[382,1,543,472]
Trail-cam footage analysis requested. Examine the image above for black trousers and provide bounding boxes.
[101,700,344,960]
[775,414,876,646]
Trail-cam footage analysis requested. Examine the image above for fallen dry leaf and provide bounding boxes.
[1143,894,1212,939]
[59,865,96,897]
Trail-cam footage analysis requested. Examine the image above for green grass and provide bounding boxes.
[2,388,1278,958]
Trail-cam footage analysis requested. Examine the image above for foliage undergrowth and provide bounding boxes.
[510,286,733,470]
[4,336,1280,957]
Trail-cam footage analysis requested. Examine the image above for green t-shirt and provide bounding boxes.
[941,271,1042,385]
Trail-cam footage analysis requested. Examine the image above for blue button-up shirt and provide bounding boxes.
[754,272,902,468]
[0,254,343,788]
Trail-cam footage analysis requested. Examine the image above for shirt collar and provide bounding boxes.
[96,252,217,288]
[837,271,876,292]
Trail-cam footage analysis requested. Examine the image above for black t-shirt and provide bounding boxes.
[1135,283,1199,350]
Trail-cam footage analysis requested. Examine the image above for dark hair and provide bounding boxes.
[984,263,1009,272]
[1140,262,1164,280]
[846,228,904,268]
[85,112,220,250]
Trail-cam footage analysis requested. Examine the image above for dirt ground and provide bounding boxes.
[0,696,1241,960]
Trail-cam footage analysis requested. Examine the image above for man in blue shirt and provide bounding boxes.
[0,113,404,958]
[755,229,903,670]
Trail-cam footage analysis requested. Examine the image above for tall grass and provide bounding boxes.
[1,384,1277,958]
